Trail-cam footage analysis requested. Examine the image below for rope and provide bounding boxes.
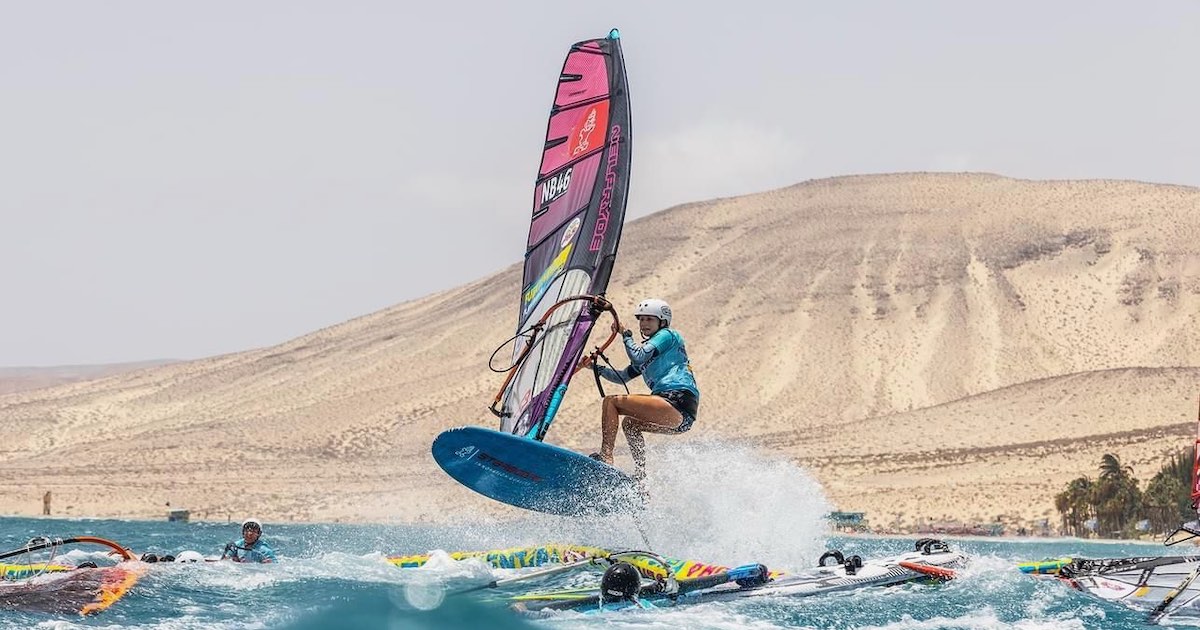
[590,349,630,399]
[18,536,59,579]
[489,294,622,419]
[487,323,544,373]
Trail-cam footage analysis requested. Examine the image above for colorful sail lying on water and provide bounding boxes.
[496,29,632,440]
[0,566,142,615]
[1055,556,1200,621]
[388,544,606,570]
[386,543,763,581]
[0,536,142,615]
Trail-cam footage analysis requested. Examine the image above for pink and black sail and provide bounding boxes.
[497,29,631,440]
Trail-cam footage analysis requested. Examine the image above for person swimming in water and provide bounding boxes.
[223,518,277,563]
[578,298,699,480]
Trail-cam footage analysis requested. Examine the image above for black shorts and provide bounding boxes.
[658,389,698,433]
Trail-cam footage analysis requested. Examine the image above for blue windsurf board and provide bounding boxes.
[432,426,639,516]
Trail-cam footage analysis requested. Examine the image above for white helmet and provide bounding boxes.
[175,550,204,563]
[241,518,262,533]
[633,299,672,327]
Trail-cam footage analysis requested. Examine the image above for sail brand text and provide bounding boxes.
[589,126,621,252]
[540,168,572,208]
[682,562,727,578]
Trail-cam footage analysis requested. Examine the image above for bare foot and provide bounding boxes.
[587,452,614,466]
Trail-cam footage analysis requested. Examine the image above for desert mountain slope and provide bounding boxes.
[1,173,1197,527]
[0,361,175,396]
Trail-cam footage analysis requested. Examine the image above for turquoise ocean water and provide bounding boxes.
[4,516,1200,629]
[2,444,1197,629]
[4,511,1195,628]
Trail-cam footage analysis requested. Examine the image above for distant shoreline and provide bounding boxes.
[1,513,1186,548]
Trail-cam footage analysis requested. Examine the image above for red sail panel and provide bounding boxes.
[539,100,610,177]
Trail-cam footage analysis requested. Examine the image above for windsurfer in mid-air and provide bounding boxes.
[578,299,699,480]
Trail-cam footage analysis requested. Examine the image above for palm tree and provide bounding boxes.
[1165,448,1193,487]
[1055,476,1094,536]
[1144,448,1195,534]
[1145,471,1188,534]
[1099,453,1134,481]
[1058,450,1197,538]
[1093,454,1142,537]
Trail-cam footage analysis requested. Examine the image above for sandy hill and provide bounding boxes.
[1,172,1197,530]
[0,361,175,396]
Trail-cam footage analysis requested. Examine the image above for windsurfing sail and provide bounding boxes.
[513,540,965,614]
[0,536,142,615]
[1056,556,1200,621]
[1165,395,1200,545]
[491,28,632,441]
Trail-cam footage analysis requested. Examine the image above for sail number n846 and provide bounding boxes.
[540,168,572,208]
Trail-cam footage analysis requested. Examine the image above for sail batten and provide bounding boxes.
[497,30,631,440]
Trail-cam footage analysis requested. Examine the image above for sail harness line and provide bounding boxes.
[488,327,544,374]
[590,347,631,400]
[489,294,622,419]
[2,536,63,580]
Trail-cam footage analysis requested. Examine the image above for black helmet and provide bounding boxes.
[600,561,641,603]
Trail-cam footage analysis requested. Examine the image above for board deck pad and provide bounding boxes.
[432,426,639,516]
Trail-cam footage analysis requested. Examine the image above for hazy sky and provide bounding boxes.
[2,1,1197,366]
